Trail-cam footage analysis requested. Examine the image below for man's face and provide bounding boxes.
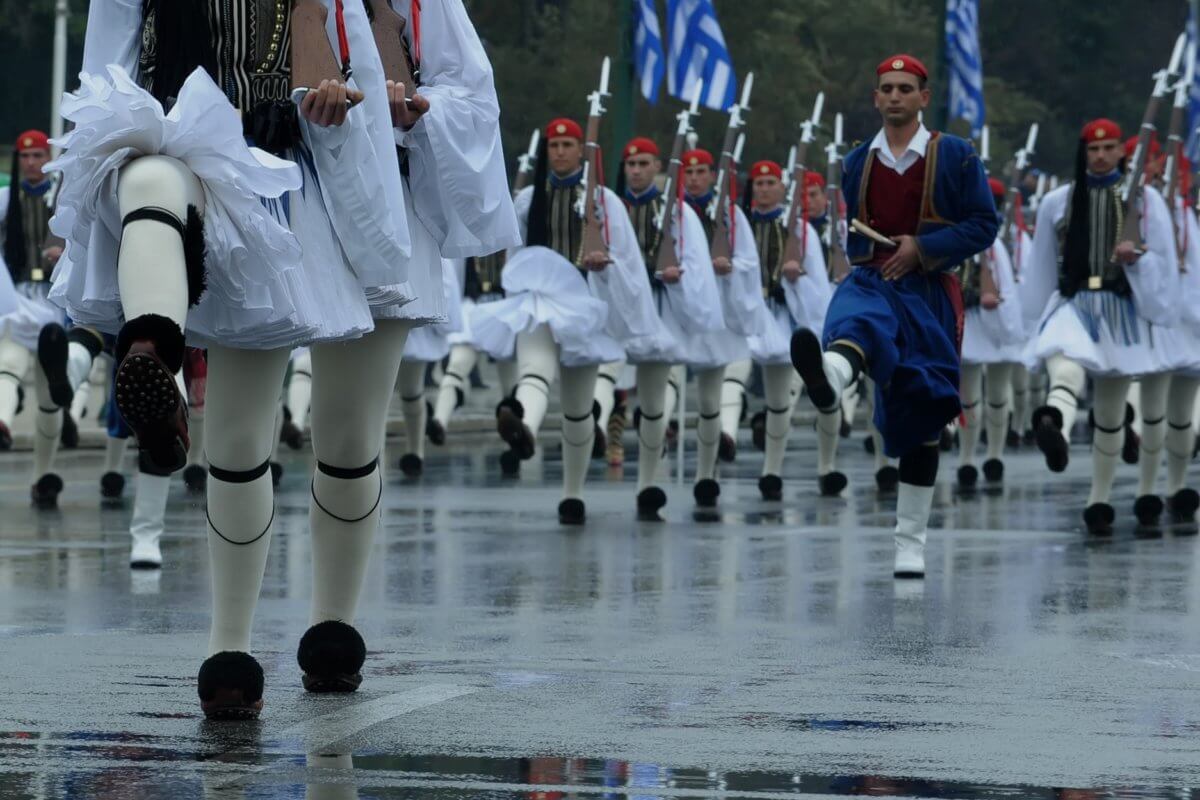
[805,183,829,217]
[18,149,49,184]
[1144,153,1165,185]
[1086,139,1123,175]
[547,137,583,177]
[873,71,929,128]
[684,163,715,197]
[751,175,784,210]
[624,154,660,193]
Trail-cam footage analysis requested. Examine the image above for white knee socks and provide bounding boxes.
[1088,377,1132,506]
[634,362,671,490]
[1137,372,1171,496]
[514,326,558,437]
[958,363,983,467]
[984,363,1013,461]
[1045,355,1087,434]
[1167,376,1200,494]
[694,367,724,482]
[720,359,751,437]
[560,364,598,500]
[288,349,313,432]
[105,436,129,473]
[595,361,624,435]
[396,360,427,460]
[0,333,29,427]
[763,364,797,476]
[434,344,476,427]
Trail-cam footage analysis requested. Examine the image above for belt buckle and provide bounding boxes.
[1087,275,1102,290]
[31,268,44,282]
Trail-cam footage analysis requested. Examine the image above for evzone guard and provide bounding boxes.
[50,0,516,719]
[791,54,999,578]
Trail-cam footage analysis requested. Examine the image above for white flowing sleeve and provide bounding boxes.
[299,0,411,288]
[665,202,722,332]
[716,206,766,336]
[1019,188,1067,333]
[783,220,832,333]
[390,0,520,256]
[1124,187,1179,327]
[1179,208,1200,333]
[980,238,1024,345]
[588,187,659,340]
[0,254,14,317]
[82,0,143,77]
[509,187,532,253]
[0,187,9,252]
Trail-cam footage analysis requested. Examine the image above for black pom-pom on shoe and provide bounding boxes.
[298,620,366,693]
[31,474,64,509]
[1083,502,1115,537]
[1168,488,1200,533]
[875,466,900,494]
[198,651,264,720]
[758,474,782,501]
[636,487,667,520]
[818,471,848,497]
[182,464,207,493]
[718,433,737,463]
[956,464,978,490]
[982,458,1004,483]
[694,478,722,506]
[1032,406,1069,473]
[499,448,521,477]
[100,471,126,500]
[1133,494,1164,528]
[398,453,423,478]
[558,498,586,525]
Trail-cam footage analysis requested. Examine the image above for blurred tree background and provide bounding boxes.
[0,0,1188,178]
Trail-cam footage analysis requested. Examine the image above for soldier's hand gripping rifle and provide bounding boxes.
[825,113,852,283]
[780,92,824,276]
[1162,40,1195,268]
[577,57,612,269]
[652,81,704,275]
[709,74,754,265]
[1117,32,1187,263]
[512,128,540,197]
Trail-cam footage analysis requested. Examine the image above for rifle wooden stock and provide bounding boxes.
[653,132,688,273]
[979,250,1001,309]
[780,141,811,274]
[826,158,851,283]
[580,114,607,261]
[366,0,417,98]
[1117,94,1166,258]
[709,121,740,262]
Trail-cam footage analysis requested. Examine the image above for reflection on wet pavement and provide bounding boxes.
[0,432,1199,797]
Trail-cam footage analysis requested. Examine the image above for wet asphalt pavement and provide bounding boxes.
[0,426,1199,799]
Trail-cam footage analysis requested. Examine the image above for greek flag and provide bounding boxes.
[945,0,985,136]
[666,0,736,111]
[633,0,666,103]
[1186,11,1200,161]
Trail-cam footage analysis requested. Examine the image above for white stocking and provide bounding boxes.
[595,360,624,434]
[664,365,684,418]
[560,363,598,500]
[433,344,476,426]
[0,331,29,426]
[308,320,412,626]
[958,363,983,467]
[204,345,291,655]
[1010,364,1030,436]
[763,364,798,476]
[32,366,61,478]
[1167,375,1200,494]
[720,358,751,438]
[1045,354,1087,434]
[495,359,518,397]
[1137,372,1171,496]
[841,383,860,428]
[863,376,889,470]
[694,367,725,481]
[1089,376,1132,506]
[984,363,1013,460]
[288,349,313,432]
[634,362,671,490]
[105,436,129,474]
[116,156,204,328]
[513,325,558,437]
[1127,381,1143,436]
[396,359,427,460]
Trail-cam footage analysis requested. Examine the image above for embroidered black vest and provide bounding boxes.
[752,212,789,303]
[464,252,506,299]
[1057,184,1131,297]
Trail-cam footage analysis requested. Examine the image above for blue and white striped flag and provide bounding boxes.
[1186,11,1200,162]
[945,0,985,136]
[666,0,736,111]
[633,0,666,103]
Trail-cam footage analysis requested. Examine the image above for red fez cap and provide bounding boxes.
[682,149,714,168]
[15,130,49,153]
[750,160,782,180]
[987,177,1006,198]
[1080,119,1122,143]
[877,54,928,80]
[623,137,660,160]
[803,171,826,189]
[545,118,583,142]
[1123,133,1162,159]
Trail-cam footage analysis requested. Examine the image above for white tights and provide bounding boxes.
[959,362,1014,466]
[1046,355,1129,504]
[433,344,517,427]
[693,367,725,482]
[594,360,624,435]
[1139,373,1200,496]
[514,324,598,500]
[396,359,427,459]
[762,364,799,477]
[719,359,752,438]
[0,329,30,427]
[288,349,313,432]
[634,362,672,490]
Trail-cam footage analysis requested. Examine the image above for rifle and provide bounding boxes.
[975,125,1001,308]
[576,58,612,265]
[652,81,704,273]
[512,128,540,197]
[780,92,824,272]
[1001,123,1038,249]
[1162,40,1195,268]
[1117,32,1186,261]
[709,73,754,263]
[825,113,852,283]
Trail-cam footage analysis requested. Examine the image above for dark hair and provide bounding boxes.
[3,150,24,274]
[1060,140,1091,293]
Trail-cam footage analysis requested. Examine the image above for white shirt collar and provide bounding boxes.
[869,124,931,176]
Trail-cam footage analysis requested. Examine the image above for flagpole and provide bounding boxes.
[934,0,950,131]
[610,2,637,183]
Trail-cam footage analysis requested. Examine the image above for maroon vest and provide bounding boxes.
[863,153,927,266]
